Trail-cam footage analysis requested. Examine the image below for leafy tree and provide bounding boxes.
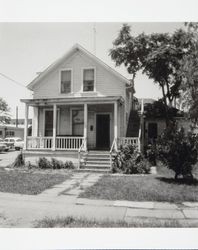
[110,24,194,124]
[179,22,198,123]
[156,125,198,180]
[0,97,10,124]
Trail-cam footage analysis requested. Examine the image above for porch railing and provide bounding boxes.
[56,137,84,150]
[27,136,53,149]
[118,137,139,148]
[78,138,87,169]
[27,136,84,150]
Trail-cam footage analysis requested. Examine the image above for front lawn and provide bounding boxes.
[35,216,195,228]
[0,169,70,195]
[79,166,198,202]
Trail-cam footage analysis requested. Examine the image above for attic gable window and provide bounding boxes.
[83,68,95,92]
[60,69,72,94]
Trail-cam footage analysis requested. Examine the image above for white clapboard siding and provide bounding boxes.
[33,50,126,99]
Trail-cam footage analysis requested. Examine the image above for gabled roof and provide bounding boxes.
[27,43,131,90]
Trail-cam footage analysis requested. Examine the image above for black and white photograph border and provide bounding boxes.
[0,0,198,249]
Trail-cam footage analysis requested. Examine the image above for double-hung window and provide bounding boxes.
[83,68,95,92]
[60,69,72,94]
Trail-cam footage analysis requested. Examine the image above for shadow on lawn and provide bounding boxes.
[156,176,198,186]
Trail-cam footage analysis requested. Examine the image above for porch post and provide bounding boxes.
[52,104,57,151]
[32,106,38,137]
[114,101,118,150]
[84,103,88,151]
[24,103,29,150]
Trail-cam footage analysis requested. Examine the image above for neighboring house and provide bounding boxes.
[21,44,138,167]
[10,118,32,126]
[134,98,193,149]
[0,124,29,139]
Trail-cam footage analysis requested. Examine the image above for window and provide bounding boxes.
[45,110,53,136]
[0,131,2,136]
[6,131,15,137]
[83,68,95,92]
[72,110,84,136]
[60,69,71,94]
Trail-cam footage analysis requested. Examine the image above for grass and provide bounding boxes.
[0,169,71,195]
[34,216,198,228]
[79,165,198,202]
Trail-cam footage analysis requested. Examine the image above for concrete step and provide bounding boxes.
[85,163,110,168]
[77,168,110,173]
[87,153,110,157]
[86,160,110,165]
[84,156,110,160]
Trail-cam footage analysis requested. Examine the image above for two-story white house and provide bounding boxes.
[21,44,140,169]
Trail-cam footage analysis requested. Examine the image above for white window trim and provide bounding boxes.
[70,107,84,136]
[43,108,60,136]
[81,67,96,93]
[59,68,73,94]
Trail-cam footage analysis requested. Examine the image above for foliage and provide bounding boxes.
[12,152,25,168]
[37,157,52,169]
[37,157,74,169]
[110,23,195,124]
[178,23,198,123]
[156,124,198,180]
[0,97,10,124]
[112,144,150,174]
[144,100,183,119]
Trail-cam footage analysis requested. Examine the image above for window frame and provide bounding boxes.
[59,68,73,94]
[81,67,96,92]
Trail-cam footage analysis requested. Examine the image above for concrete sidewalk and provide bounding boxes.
[0,151,20,168]
[0,184,198,227]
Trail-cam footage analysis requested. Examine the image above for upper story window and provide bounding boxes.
[83,68,95,92]
[60,69,72,94]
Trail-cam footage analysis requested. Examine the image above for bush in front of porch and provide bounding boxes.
[12,153,74,170]
[112,144,151,174]
[37,157,74,170]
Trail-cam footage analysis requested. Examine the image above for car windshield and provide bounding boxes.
[16,139,22,142]
[10,139,14,142]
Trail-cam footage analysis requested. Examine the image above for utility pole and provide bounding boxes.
[16,106,18,128]
[93,23,96,55]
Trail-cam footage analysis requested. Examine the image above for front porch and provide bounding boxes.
[21,96,140,154]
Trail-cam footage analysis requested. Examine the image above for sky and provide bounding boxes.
[0,22,184,118]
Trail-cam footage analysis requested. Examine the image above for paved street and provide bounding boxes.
[0,171,198,227]
[0,150,20,167]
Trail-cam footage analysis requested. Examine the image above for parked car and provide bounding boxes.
[4,137,22,150]
[0,138,10,152]
[0,140,6,152]
[14,138,24,150]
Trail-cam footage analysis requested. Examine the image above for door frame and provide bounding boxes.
[95,112,111,149]
[43,108,60,136]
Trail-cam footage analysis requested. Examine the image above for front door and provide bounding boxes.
[96,114,110,149]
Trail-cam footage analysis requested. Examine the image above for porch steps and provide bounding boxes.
[126,110,140,137]
[80,150,111,172]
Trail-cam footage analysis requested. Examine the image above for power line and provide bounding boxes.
[0,72,26,88]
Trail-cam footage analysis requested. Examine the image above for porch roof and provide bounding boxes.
[20,96,124,106]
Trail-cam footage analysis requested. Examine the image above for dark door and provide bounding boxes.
[148,123,158,143]
[96,114,110,149]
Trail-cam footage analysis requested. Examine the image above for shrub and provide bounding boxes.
[156,125,198,180]
[13,152,25,168]
[51,158,64,169]
[37,157,74,170]
[112,144,151,174]
[37,157,52,169]
[63,161,74,169]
